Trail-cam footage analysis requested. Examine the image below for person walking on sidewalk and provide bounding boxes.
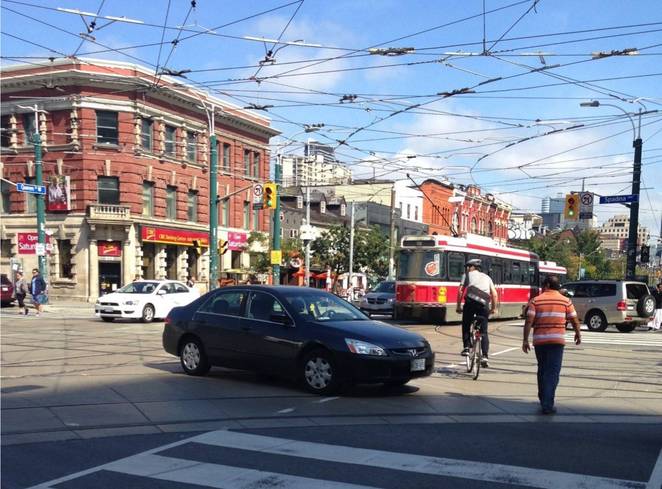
[30,268,47,317]
[648,282,662,331]
[14,271,29,315]
[522,274,581,415]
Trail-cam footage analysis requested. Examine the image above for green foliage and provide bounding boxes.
[246,231,270,273]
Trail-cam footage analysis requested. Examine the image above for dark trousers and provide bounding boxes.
[462,298,490,356]
[534,344,564,411]
[16,293,26,310]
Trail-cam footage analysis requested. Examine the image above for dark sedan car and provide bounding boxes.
[163,286,435,394]
[1,274,14,306]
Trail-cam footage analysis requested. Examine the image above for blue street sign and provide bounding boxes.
[16,182,46,195]
[599,194,639,204]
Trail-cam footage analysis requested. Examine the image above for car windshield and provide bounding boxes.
[372,282,395,293]
[116,281,158,294]
[283,290,367,322]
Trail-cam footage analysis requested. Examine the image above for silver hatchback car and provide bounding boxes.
[562,280,655,332]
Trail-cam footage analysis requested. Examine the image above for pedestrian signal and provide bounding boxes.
[191,240,201,256]
[263,183,277,209]
[640,245,650,263]
[564,193,578,220]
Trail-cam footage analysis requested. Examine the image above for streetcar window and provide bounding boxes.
[402,239,436,247]
[448,252,465,280]
[511,262,522,284]
[398,250,446,280]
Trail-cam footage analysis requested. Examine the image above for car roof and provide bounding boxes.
[214,285,329,293]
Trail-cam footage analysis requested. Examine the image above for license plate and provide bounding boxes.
[410,358,426,372]
[102,309,114,313]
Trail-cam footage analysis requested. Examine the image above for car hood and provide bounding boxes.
[98,293,149,302]
[364,292,395,300]
[312,319,426,348]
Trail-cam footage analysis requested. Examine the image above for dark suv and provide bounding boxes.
[562,280,655,332]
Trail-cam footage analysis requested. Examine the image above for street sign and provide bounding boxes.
[35,243,46,256]
[579,212,593,220]
[16,182,46,195]
[270,250,282,265]
[580,192,594,206]
[252,184,263,205]
[599,194,639,204]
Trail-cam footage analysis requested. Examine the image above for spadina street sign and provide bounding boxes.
[599,194,639,204]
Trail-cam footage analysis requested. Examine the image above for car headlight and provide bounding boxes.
[345,338,387,356]
[123,300,136,306]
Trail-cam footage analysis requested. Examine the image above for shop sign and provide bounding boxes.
[98,241,122,257]
[141,226,209,247]
[227,231,247,251]
[17,233,53,255]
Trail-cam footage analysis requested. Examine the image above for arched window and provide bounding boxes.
[488,221,494,237]
[471,217,478,233]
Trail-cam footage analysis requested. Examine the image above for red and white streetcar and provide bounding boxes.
[395,234,544,322]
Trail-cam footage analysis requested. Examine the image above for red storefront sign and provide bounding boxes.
[141,226,209,247]
[98,241,122,257]
[228,231,247,251]
[17,233,53,255]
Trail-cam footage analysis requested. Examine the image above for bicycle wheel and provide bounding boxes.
[466,322,476,372]
[472,331,481,380]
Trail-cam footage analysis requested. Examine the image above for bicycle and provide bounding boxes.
[465,315,487,380]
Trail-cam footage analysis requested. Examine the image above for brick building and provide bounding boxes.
[419,179,455,235]
[0,59,278,301]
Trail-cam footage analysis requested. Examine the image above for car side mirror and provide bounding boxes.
[157,289,167,295]
[270,312,293,326]
[561,289,573,298]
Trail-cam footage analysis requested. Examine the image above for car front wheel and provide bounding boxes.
[141,304,155,323]
[586,311,608,332]
[180,337,210,376]
[301,349,340,395]
[101,317,114,323]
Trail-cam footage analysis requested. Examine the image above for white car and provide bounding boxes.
[95,280,200,323]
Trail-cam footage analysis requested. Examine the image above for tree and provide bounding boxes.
[311,226,350,280]
[245,231,270,274]
[354,225,390,279]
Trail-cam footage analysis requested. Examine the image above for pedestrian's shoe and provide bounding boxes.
[541,407,557,415]
[481,358,489,368]
[461,348,470,357]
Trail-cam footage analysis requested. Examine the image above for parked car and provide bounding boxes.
[562,280,655,332]
[359,280,396,317]
[163,286,435,394]
[95,280,199,323]
[1,274,14,306]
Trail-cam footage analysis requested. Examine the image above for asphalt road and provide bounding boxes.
[1,306,661,488]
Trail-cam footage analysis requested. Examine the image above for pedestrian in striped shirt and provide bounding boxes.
[522,274,581,415]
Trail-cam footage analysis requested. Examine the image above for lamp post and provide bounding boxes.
[579,101,658,280]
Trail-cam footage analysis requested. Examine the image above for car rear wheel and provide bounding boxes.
[141,304,155,323]
[301,349,340,395]
[586,311,608,332]
[616,324,636,333]
[101,317,114,323]
[180,337,210,376]
[637,294,656,318]
[384,379,409,387]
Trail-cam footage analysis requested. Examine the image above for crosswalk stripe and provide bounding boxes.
[565,333,662,347]
[107,453,377,489]
[191,431,643,489]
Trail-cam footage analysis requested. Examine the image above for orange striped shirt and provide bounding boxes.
[526,290,577,346]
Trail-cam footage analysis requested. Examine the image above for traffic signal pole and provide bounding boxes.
[209,133,219,290]
[626,135,642,280]
[272,154,282,284]
[34,119,46,277]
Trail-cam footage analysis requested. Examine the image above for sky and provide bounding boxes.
[1,0,661,240]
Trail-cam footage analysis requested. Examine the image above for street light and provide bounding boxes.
[580,100,658,280]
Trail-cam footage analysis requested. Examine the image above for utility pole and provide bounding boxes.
[208,120,219,290]
[388,186,397,279]
[19,105,46,277]
[272,154,282,284]
[348,201,355,298]
[626,112,643,280]
[304,185,311,287]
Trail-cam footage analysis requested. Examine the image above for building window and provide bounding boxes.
[164,125,176,155]
[289,229,299,238]
[97,176,119,205]
[471,217,478,233]
[252,207,259,231]
[96,111,118,145]
[253,152,260,178]
[23,177,37,213]
[22,113,35,145]
[58,240,73,279]
[244,150,251,176]
[340,203,346,216]
[320,201,326,214]
[1,115,12,147]
[223,143,231,171]
[406,204,411,219]
[141,119,152,151]
[243,201,250,229]
[221,199,230,226]
[142,182,154,217]
[186,132,197,162]
[1,180,10,214]
[414,206,419,221]
[187,191,198,222]
[166,186,177,220]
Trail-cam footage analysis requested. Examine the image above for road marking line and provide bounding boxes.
[647,448,662,489]
[491,347,518,356]
[108,454,376,489]
[316,396,339,404]
[193,431,644,489]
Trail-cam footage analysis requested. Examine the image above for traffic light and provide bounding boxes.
[191,240,201,256]
[263,182,277,209]
[640,245,650,263]
[218,240,228,256]
[564,193,578,220]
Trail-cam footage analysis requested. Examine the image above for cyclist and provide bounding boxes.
[456,258,498,367]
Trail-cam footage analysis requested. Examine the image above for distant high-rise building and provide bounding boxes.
[598,214,650,256]
[541,197,550,214]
